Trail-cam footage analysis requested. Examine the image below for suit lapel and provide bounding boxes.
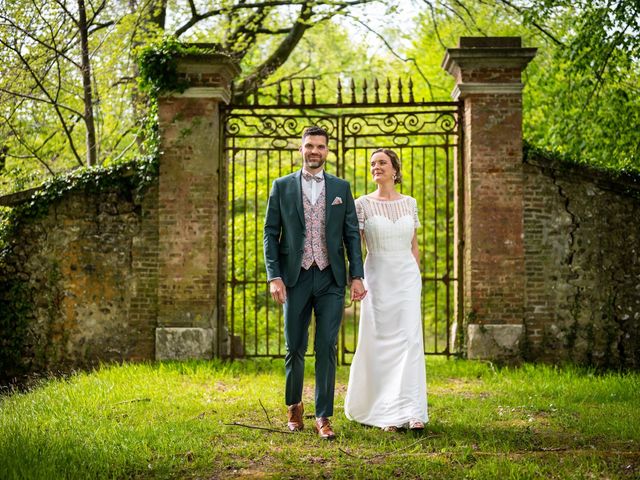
[324,173,336,225]
[293,170,305,226]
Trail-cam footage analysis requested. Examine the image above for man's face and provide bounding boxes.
[300,135,328,171]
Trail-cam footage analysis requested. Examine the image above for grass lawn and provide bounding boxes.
[1,357,639,479]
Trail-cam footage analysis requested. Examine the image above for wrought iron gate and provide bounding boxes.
[222,80,462,363]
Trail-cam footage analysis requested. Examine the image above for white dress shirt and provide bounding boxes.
[301,169,325,205]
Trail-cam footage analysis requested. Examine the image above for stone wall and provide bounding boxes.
[0,181,158,377]
[523,152,640,368]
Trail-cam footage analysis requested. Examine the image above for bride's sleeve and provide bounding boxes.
[355,198,365,230]
[412,197,421,229]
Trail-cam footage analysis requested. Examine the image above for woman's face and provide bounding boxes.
[370,151,396,184]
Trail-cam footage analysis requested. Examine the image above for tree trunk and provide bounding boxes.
[77,0,97,166]
[130,0,168,148]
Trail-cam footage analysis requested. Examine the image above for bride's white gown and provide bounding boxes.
[344,194,428,428]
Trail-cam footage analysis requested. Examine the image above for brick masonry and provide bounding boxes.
[0,184,158,374]
[443,36,537,361]
[154,53,239,359]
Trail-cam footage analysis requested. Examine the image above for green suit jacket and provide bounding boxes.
[263,170,364,288]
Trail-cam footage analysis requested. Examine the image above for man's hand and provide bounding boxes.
[269,278,287,304]
[350,278,367,302]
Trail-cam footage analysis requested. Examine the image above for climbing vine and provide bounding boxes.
[137,37,220,96]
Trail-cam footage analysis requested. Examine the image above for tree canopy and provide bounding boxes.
[0,0,638,195]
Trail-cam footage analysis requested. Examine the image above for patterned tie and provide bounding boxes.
[302,171,324,183]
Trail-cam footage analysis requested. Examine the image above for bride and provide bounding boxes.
[344,148,428,432]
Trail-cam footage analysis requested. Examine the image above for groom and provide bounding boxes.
[263,125,366,440]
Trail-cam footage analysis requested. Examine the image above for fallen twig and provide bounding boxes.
[258,399,273,427]
[112,397,151,405]
[224,421,293,434]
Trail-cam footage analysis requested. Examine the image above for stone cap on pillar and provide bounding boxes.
[164,48,241,103]
[442,37,537,100]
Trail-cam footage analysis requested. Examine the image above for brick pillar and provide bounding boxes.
[442,37,536,361]
[155,53,240,360]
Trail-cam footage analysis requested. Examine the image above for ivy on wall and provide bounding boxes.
[137,37,220,96]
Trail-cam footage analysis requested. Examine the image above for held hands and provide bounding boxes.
[271,277,365,304]
[269,278,287,304]
[350,278,367,302]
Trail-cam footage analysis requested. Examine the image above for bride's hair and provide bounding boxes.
[371,148,402,184]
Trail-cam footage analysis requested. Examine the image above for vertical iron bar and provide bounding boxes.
[445,137,452,355]
[243,149,248,355]
[266,149,271,356]
[230,136,236,359]
[254,149,259,355]
[278,149,284,356]
[410,146,415,199]
[433,146,438,353]
[421,146,427,352]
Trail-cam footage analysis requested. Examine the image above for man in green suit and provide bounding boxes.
[264,125,366,440]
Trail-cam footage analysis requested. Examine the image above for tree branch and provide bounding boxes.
[0,39,84,166]
[0,13,81,69]
[2,117,57,175]
[174,0,377,37]
[345,14,435,101]
[496,0,564,46]
[234,3,314,99]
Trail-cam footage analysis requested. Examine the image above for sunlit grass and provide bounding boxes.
[1,358,638,479]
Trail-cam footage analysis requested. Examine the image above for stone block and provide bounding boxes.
[155,327,214,360]
[467,324,523,361]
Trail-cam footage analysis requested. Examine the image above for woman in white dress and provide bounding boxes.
[344,148,428,432]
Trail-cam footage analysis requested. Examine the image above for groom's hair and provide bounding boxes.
[302,125,329,144]
[372,148,403,184]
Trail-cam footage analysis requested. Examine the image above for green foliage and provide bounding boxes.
[1,359,638,478]
[137,37,221,96]
[405,0,640,173]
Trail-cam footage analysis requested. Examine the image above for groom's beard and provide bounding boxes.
[304,155,326,170]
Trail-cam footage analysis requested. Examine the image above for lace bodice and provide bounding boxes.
[355,195,420,254]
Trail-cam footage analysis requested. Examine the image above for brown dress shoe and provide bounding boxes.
[314,417,336,440]
[287,401,304,431]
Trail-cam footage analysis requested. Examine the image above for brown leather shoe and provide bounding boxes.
[287,401,304,431]
[314,417,336,440]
